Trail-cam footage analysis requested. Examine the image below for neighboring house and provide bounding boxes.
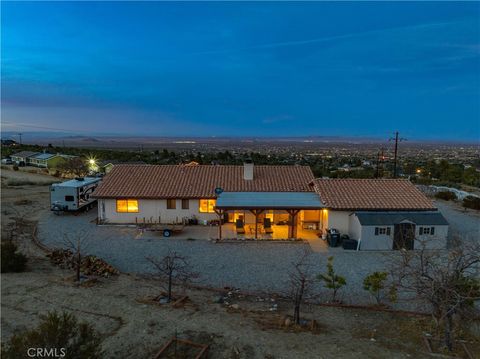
[29,153,67,169]
[1,139,18,146]
[11,151,40,165]
[93,163,448,249]
[311,179,448,250]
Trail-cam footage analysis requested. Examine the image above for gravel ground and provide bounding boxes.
[38,211,393,305]
[37,202,478,307]
[433,200,480,243]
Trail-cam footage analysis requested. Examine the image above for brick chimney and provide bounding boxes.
[243,160,254,180]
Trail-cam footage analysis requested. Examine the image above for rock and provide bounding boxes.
[284,318,291,327]
[231,304,240,310]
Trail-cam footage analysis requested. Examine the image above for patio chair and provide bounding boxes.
[235,219,245,234]
[264,218,273,234]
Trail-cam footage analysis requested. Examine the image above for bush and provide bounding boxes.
[463,195,480,210]
[1,242,27,273]
[317,256,346,302]
[435,190,457,201]
[363,271,388,305]
[12,165,19,171]
[1,311,103,359]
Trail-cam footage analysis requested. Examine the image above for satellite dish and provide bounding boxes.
[215,187,224,195]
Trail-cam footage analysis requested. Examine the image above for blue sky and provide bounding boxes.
[2,2,479,140]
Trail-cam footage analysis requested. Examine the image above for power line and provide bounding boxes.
[389,131,407,178]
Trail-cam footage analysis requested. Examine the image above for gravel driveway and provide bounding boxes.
[37,202,478,307]
[37,211,394,305]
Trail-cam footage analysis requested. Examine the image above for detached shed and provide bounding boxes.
[352,211,449,250]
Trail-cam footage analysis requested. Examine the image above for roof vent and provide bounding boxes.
[243,160,254,180]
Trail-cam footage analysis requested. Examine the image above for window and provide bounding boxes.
[181,199,189,210]
[116,199,139,213]
[65,195,74,202]
[419,227,435,235]
[374,227,391,236]
[199,199,216,213]
[167,199,176,209]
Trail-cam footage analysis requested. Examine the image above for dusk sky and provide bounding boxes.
[2,2,479,141]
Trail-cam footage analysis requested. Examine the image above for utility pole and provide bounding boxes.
[18,133,23,145]
[389,131,406,178]
[375,147,384,178]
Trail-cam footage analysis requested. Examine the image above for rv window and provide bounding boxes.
[65,195,74,202]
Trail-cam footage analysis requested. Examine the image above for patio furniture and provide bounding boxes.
[235,219,245,234]
[264,218,273,234]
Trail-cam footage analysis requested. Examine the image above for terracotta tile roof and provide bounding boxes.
[94,164,315,199]
[312,179,436,211]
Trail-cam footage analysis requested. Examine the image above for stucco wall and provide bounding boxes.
[327,211,351,234]
[348,214,362,240]
[98,198,217,224]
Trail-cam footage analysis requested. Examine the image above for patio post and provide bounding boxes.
[214,208,224,240]
[286,209,300,239]
[249,209,265,239]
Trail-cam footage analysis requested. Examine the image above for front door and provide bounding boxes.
[393,223,415,250]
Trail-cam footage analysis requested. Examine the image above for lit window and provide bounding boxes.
[199,199,216,213]
[116,199,139,213]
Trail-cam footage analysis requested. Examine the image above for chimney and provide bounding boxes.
[243,160,254,180]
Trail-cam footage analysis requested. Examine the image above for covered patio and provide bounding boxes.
[214,191,326,240]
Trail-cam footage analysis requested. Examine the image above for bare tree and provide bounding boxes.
[58,157,89,177]
[389,239,480,351]
[147,250,197,303]
[286,250,316,325]
[63,231,90,282]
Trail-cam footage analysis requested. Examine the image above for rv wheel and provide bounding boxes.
[163,229,172,237]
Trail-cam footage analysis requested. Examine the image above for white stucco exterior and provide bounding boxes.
[98,198,217,224]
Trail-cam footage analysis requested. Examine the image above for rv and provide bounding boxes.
[50,177,101,212]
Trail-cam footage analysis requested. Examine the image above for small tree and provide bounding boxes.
[1,311,103,359]
[390,240,480,351]
[318,256,346,302]
[57,157,89,177]
[63,232,89,282]
[147,250,197,302]
[286,250,316,325]
[363,271,389,305]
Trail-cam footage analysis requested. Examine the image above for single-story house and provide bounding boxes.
[93,163,448,249]
[29,153,67,169]
[311,179,448,250]
[10,151,40,165]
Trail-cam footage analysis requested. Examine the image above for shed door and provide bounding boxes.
[393,223,415,250]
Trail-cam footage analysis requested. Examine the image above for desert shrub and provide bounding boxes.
[462,195,480,210]
[318,256,346,302]
[1,311,103,359]
[435,190,457,201]
[363,271,389,305]
[1,242,27,273]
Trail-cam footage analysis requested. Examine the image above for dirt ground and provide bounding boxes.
[1,169,479,359]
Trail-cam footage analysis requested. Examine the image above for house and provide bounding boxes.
[93,163,448,249]
[11,151,40,165]
[29,153,67,169]
[311,179,448,250]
